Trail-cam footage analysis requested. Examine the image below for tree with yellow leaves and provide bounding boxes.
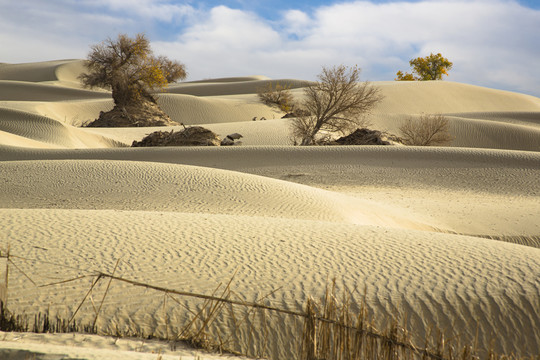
[395,53,453,81]
[80,33,187,127]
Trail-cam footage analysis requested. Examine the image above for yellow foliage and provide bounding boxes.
[395,71,415,81]
[395,53,453,81]
[80,33,187,106]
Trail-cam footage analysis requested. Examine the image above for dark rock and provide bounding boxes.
[329,128,404,146]
[132,126,221,147]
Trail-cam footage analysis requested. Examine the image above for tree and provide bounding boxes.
[395,53,452,81]
[291,65,382,145]
[79,33,187,127]
[399,114,453,146]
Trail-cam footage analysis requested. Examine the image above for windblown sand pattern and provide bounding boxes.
[1,60,539,359]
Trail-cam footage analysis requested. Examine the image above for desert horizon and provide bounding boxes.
[0,56,539,359]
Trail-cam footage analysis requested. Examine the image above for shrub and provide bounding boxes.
[257,82,294,112]
[399,114,453,146]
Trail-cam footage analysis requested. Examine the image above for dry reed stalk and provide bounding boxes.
[92,259,120,329]
[68,275,103,327]
[3,245,9,308]
[162,291,170,340]
[178,276,235,352]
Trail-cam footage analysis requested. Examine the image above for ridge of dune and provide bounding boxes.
[54,59,88,83]
[185,75,271,83]
[0,80,110,102]
[155,93,283,125]
[2,146,537,236]
[0,59,78,82]
[3,144,537,171]
[1,146,538,200]
[168,78,310,96]
[0,99,114,127]
[446,111,540,128]
[373,80,540,114]
[0,159,428,228]
[0,108,122,148]
[446,114,540,151]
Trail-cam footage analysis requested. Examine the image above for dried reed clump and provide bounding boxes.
[299,282,537,360]
[300,282,413,360]
[399,114,453,146]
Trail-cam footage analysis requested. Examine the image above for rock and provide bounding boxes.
[132,126,221,147]
[329,128,404,146]
[220,133,243,146]
[220,137,235,146]
[226,133,243,140]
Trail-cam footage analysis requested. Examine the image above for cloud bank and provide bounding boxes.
[1,0,539,96]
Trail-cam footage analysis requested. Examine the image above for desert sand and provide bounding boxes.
[0,59,539,359]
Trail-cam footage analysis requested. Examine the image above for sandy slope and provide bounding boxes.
[0,331,251,360]
[1,60,540,359]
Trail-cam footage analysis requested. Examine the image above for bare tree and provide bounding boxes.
[399,114,453,146]
[291,65,383,145]
[79,33,187,127]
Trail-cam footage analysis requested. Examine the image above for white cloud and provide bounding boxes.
[282,10,313,38]
[72,0,196,22]
[1,0,539,96]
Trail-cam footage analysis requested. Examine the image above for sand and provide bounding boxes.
[1,59,539,359]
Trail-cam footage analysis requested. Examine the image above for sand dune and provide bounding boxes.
[373,80,540,114]
[2,208,539,358]
[0,59,78,83]
[1,59,540,359]
[0,80,110,102]
[0,108,121,148]
[168,78,309,97]
[1,159,408,226]
[1,146,538,237]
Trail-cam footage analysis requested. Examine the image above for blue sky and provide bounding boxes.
[1,0,539,96]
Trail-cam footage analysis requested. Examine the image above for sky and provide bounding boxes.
[1,0,539,96]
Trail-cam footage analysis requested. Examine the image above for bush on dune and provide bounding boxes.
[399,114,453,146]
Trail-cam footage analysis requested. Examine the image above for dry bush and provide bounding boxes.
[257,82,295,112]
[399,114,453,146]
[291,65,382,145]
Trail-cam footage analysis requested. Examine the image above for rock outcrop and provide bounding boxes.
[132,126,221,147]
[328,128,404,146]
[87,98,179,127]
